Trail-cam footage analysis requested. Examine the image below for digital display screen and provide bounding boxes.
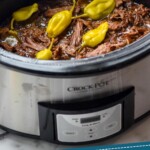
[80,115,100,124]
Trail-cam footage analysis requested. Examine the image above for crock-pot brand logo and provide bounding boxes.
[67,78,115,93]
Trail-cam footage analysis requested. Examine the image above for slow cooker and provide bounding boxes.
[0,0,150,145]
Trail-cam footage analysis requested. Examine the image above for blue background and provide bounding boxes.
[65,142,150,150]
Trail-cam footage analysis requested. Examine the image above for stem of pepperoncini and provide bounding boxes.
[9,18,19,41]
[72,14,87,19]
[78,42,86,52]
[35,38,54,60]
[78,46,84,52]
[10,18,15,30]
[9,18,20,41]
[48,38,55,51]
[70,0,76,13]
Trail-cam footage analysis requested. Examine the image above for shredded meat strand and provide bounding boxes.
[70,20,83,47]
[44,6,72,18]
[22,37,46,51]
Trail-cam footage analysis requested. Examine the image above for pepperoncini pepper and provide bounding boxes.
[81,22,109,48]
[36,49,52,60]
[46,0,76,38]
[46,11,72,38]
[35,38,54,60]
[73,0,115,20]
[10,3,39,35]
[36,0,76,60]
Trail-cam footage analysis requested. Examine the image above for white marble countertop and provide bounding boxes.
[0,116,149,150]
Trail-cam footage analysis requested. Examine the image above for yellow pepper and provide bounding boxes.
[46,10,72,38]
[36,49,52,60]
[10,3,39,30]
[73,0,115,20]
[81,22,109,48]
[46,0,76,38]
[36,0,76,60]
[35,38,54,60]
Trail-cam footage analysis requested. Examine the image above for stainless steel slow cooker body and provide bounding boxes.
[0,0,150,144]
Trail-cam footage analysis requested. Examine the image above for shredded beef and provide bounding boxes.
[70,20,83,47]
[53,46,62,60]
[75,0,89,14]
[0,42,14,51]
[0,0,150,60]
[0,27,9,40]
[115,0,123,7]
[86,43,114,58]
[56,38,76,58]
[22,37,46,51]
[44,6,72,18]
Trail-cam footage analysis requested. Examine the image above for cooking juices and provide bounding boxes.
[0,0,150,60]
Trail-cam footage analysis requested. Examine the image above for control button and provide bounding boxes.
[85,133,97,140]
[84,127,97,133]
[104,122,118,131]
[90,127,97,131]
[84,127,97,134]
[63,131,78,136]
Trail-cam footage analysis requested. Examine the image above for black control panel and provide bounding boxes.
[38,87,134,144]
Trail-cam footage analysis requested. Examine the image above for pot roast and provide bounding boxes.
[0,0,150,60]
